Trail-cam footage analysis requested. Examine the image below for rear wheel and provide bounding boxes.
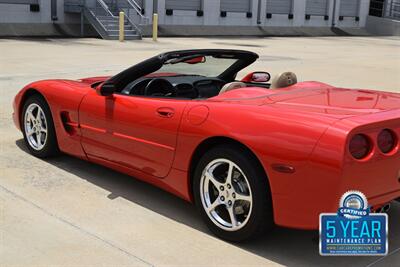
[21,95,59,158]
[193,145,273,242]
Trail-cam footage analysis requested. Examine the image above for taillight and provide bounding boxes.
[377,129,397,154]
[349,134,371,159]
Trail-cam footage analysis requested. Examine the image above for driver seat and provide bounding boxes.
[270,72,298,89]
[219,82,247,95]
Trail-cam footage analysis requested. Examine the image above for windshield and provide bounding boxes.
[154,55,239,77]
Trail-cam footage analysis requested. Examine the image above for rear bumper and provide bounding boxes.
[369,189,400,208]
[273,177,400,230]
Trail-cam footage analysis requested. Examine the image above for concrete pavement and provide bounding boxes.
[1,36,399,267]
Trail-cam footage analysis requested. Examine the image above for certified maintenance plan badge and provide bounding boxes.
[320,191,388,256]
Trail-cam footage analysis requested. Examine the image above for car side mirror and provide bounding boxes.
[96,83,115,97]
[251,72,271,83]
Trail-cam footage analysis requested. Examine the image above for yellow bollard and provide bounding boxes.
[152,13,158,42]
[119,11,124,42]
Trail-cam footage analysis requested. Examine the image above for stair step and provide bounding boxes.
[100,23,130,27]
[107,37,141,40]
[99,22,119,25]
[102,24,131,29]
[105,25,133,30]
[107,31,137,35]
[105,27,134,31]
[96,17,117,20]
[99,20,129,23]
[95,16,130,20]
[109,34,139,37]
[108,36,141,40]
[99,20,130,24]
[97,18,118,21]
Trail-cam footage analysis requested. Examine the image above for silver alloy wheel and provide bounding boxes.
[200,158,253,231]
[24,103,48,151]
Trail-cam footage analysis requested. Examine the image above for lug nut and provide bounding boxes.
[227,184,231,189]
[232,193,236,198]
[228,200,232,206]
[220,186,224,191]
[220,196,225,201]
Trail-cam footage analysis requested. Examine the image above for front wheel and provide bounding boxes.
[21,95,59,158]
[193,145,273,242]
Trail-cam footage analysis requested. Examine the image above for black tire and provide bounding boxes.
[21,94,59,158]
[193,144,273,242]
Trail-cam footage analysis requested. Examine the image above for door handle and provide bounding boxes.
[157,107,175,118]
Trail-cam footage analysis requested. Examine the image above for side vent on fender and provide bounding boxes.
[60,112,78,135]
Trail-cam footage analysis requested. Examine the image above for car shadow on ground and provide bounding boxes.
[16,139,400,267]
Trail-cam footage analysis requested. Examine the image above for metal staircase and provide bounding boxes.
[65,0,149,40]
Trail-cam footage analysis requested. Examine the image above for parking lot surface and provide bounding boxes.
[1,36,399,267]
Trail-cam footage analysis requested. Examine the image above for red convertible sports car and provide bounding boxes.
[13,49,400,241]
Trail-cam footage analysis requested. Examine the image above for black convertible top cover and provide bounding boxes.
[107,49,259,89]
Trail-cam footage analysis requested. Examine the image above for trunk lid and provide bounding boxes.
[267,84,400,117]
[212,82,399,120]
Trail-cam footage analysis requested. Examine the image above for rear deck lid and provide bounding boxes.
[268,83,400,117]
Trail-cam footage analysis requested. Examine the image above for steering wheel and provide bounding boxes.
[144,78,177,97]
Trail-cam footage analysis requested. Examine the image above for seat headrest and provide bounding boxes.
[219,82,246,95]
[270,72,297,89]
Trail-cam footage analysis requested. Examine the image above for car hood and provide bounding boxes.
[78,76,111,84]
[211,82,400,118]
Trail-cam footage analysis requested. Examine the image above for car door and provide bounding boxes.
[78,89,188,178]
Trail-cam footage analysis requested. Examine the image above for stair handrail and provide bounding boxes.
[123,11,143,34]
[126,0,141,11]
[96,0,117,18]
[125,0,150,24]
[85,0,117,35]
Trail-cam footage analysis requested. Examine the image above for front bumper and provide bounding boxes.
[12,96,20,130]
